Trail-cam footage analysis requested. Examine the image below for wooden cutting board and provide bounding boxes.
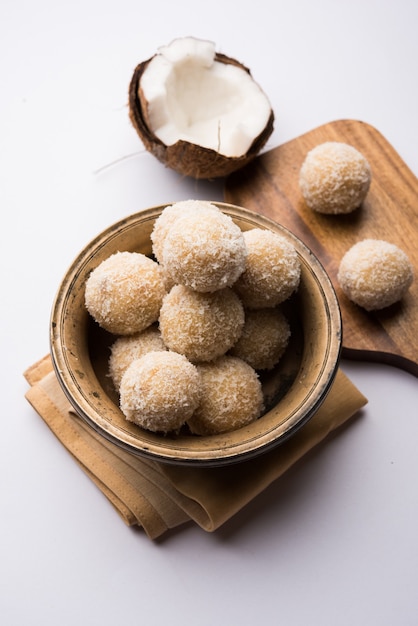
[225,119,418,377]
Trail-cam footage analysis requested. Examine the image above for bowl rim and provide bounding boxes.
[50,202,342,467]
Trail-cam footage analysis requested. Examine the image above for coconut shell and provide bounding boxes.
[128,52,274,179]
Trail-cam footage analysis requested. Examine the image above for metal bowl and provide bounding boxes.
[50,202,342,466]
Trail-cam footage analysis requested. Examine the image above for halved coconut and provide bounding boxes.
[128,37,274,179]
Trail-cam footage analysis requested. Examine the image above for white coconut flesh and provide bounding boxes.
[139,37,272,158]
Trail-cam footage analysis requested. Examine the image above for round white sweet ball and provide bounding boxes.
[337,239,413,310]
[299,141,371,214]
[119,351,201,433]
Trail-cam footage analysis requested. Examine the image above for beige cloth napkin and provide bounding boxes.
[24,355,367,540]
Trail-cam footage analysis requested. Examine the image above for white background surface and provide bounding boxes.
[1,1,418,624]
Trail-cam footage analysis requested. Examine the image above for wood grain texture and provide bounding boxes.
[225,119,418,376]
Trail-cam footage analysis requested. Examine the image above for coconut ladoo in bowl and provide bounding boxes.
[50,202,342,467]
[85,251,165,335]
[120,350,201,433]
[128,37,274,179]
[161,208,247,292]
[159,285,245,363]
[108,325,167,392]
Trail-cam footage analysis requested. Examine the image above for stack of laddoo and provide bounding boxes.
[84,201,301,435]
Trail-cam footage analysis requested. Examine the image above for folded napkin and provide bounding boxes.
[24,355,367,540]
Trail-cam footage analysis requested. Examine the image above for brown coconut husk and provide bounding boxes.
[128,52,274,179]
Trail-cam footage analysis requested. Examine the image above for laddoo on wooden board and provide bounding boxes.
[225,119,418,376]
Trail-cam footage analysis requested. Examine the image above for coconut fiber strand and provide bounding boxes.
[24,355,367,540]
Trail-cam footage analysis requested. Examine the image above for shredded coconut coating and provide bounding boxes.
[85,251,166,335]
[230,308,291,370]
[233,229,301,309]
[108,325,167,392]
[337,239,414,310]
[151,200,219,262]
[299,141,371,214]
[159,284,245,363]
[161,207,247,292]
[187,356,264,436]
[119,351,201,433]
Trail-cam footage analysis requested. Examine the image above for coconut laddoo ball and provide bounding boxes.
[151,199,218,263]
[108,325,167,392]
[159,284,245,363]
[230,308,291,370]
[337,239,414,311]
[233,228,301,309]
[85,251,166,335]
[119,351,201,433]
[299,141,371,214]
[161,206,247,292]
[187,356,264,436]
